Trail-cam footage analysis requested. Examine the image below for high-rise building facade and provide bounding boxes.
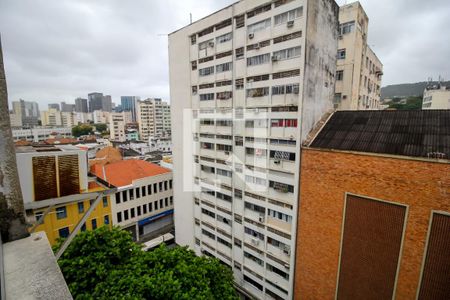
[109,111,132,142]
[102,95,113,112]
[48,103,60,111]
[40,108,62,127]
[169,0,338,298]
[137,98,171,141]
[88,92,104,112]
[334,2,383,110]
[61,102,76,112]
[75,98,88,113]
[121,96,140,122]
[12,99,40,127]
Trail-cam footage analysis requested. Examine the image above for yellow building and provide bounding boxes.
[15,144,113,245]
[32,184,112,245]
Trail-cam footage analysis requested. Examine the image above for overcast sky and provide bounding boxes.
[1,0,449,109]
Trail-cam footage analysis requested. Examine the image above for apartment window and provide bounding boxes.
[199,83,214,90]
[81,224,86,232]
[217,215,231,226]
[340,21,355,35]
[270,150,295,161]
[122,190,128,202]
[336,70,344,81]
[202,229,216,240]
[200,142,214,150]
[137,206,141,216]
[234,238,242,248]
[244,275,263,291]
[246,147,267,157]
[191,61,197,71]
[190,35,196,45]
[91,218,97,229]
[217,168,232,177]
[164,181,168,191]
[56,206,67,219]
[216,62,232,73]
[147,185,152,195]
[244,251,264,266]
[198,27,214,38]
[235,136,243,146]
[129,189,134,200]
[199,66,214,77]
[273,46,301,61]
[142,186,146,197]
[285,119,297,127]
[268,209,292,223]
[215,18,232,30]
[217,192,232,202]
[247,40,270,51]
[115,192,121,204]
[165,198,168,207]
[216,144,232,152]
[217,237,232,248]
[130,208,135,218]
[199,93,214,101]
[200,119,214,125]
[58,227,70,239]
[78,202,84,213]
[235,14,245,29]
[216,91,233,100]
[246,87,270,97]
[269,181,294,193]
[272,106,298,112]
[104,215,110,225]
[244,226,264,240]
[245,119,268,128]
[234,189,243,199]
[273,31,302,44]
[274,0,294,8]
[149,202,153,212]
[170,196,173,205]
[199,56,214,64]
[143,204,147,214]
[117,212,122,222]
[272,69,300,79]
[272,84,299,95]
[169,180,173,189]
[155,201,158,210]
[216,80,232,87]
[247,3,271,18]
[216,119,232,127]
[245,175,267,186]
[247,53,270,66]
[159,182,163,191]
[245,201,265,214]
[247,18,271,34]
[101,196,107,207]
[216,32,232,44]
[235,47,244,59]
[124,210,129,220]
[235,78,244,89]
[274,7,303,26]
[267,263,289,280]
[337,49,346,59]
[202,208,215,218]
[247,74,270,82]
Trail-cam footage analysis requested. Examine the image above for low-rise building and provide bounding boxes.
[294,110,450,299]
[422,82,450,109]
[91,160,174,241]
[12,127,73,142]
[15,145,112,245]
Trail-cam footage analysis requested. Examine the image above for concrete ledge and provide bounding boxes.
[3,232,72,300]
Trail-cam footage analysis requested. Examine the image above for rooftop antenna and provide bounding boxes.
[190,13,193,24]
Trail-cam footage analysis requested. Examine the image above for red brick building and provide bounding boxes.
[294,110,450,299]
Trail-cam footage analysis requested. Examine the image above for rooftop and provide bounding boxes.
[91,159,170,187]
[15,144,82,154]
[309,110,450,159]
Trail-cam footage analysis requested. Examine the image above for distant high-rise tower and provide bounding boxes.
[121,96,140,122]
[60,102,75,112]
[48,103,60,111]
[102,95,112,112]
[75,98,88,113]
[12,99,40,127]
[88,92,103,112]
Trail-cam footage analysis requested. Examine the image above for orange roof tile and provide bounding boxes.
[91,159,170,187]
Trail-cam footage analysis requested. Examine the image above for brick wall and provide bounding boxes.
[294,148,450,300]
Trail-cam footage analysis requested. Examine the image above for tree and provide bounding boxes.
[55,227,238,299]
[94,123,107,133]
[388,96,423,110]
[72,124,94,137]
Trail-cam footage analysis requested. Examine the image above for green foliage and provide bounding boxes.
[72,124,94,137]
[94,123,108,133]
[388,96,423,110]
[55,227,238,300]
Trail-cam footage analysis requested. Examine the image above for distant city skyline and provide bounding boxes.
[1,0,449,107]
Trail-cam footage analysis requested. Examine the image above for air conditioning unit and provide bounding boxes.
[287,20,294,28]
[274,159,281,164]
[208,41,215,47]
[338,35,343,40]
[283,245,291,255]
[251,238,260,246]
[224,151,230,155]
[259,215,265,223]
[271,56,278,62]
[248,33,254,39]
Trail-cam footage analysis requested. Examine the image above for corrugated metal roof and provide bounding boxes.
[310,110,450,159]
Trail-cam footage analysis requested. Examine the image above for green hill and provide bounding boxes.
[381,81,450,99]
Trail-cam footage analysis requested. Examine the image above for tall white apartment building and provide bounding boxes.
[40,108,62,127]
[169,0,338,299]
[137,98,171,141]
[334,2,383,110]
[109,111,132,142]
[61,112,76,128]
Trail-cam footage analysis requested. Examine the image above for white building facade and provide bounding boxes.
[169,0,338,299]
[137,98,171,141]
[109,111,132,142]
[12,127,73,142]
[422,83,450,109]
